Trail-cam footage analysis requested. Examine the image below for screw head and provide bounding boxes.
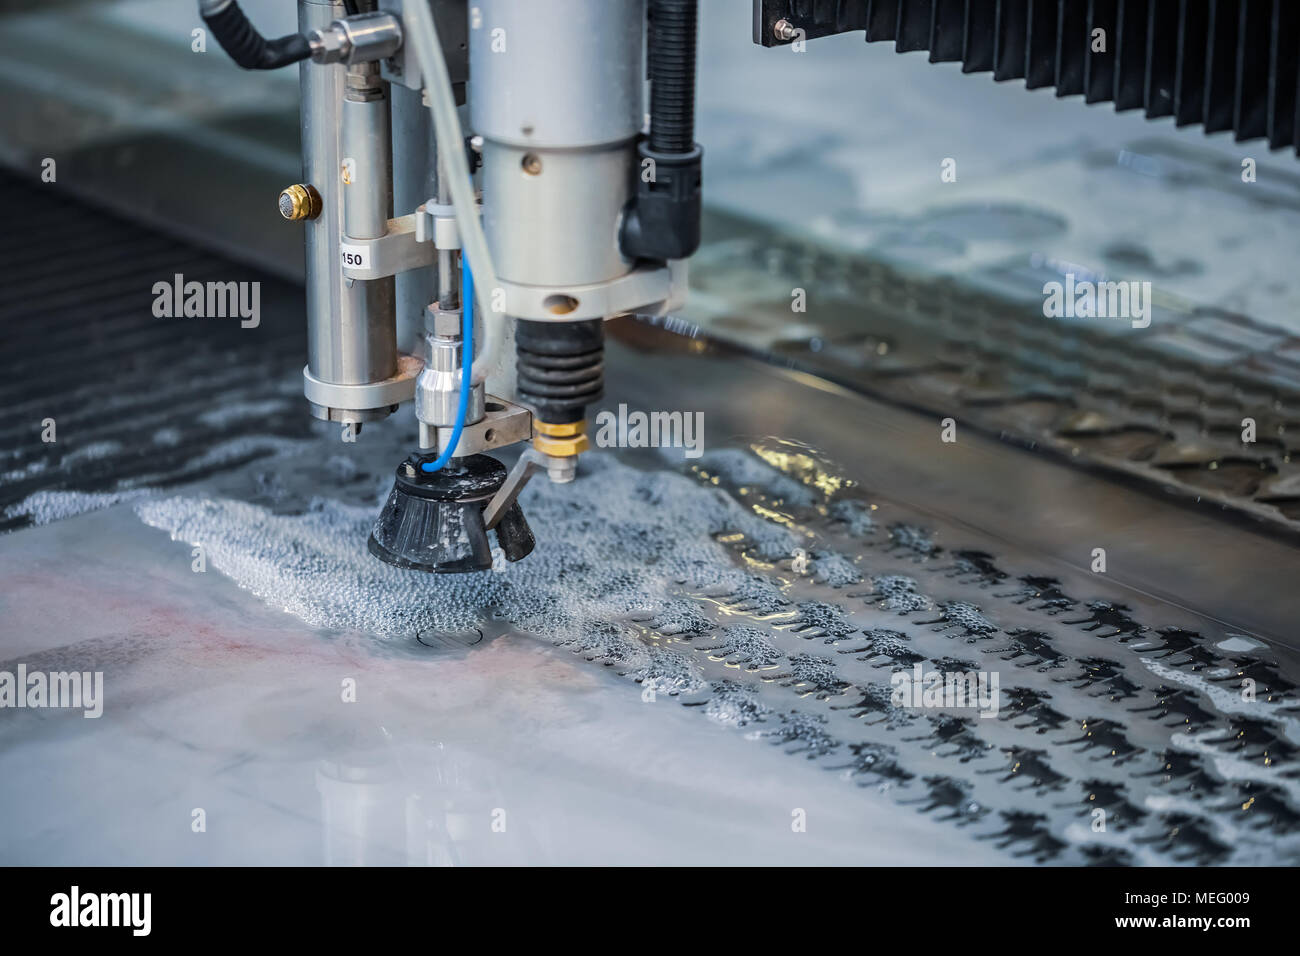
[278,184,321,221]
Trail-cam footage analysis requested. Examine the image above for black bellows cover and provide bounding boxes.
[754,0,1300,154]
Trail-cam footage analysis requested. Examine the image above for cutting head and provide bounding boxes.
[368,453,535,573]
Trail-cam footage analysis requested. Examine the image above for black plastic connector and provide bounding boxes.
[619,141,703,262]
[202,0,311,71]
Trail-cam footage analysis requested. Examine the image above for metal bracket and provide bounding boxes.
[378,0,468,94]
[423,395,533,457]
[483,447,548,530]
[495,259,688,322]
[303,352,422,411]
[414,201,460,249]
[341,214,437,280]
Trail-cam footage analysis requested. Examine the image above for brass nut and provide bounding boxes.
[534,419,586,439]
[534,419,587,455]
[278,184,322,221]
[533,432,589,458]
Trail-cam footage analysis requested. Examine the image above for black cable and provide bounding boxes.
[619,0,702,262]
[647,0,698,153]
[201,0,311,70]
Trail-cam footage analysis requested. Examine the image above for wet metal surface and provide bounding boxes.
[680,209,1300,540]
[3,322,1299,864]
[3,167,1300,863]
[1,0,1298,868]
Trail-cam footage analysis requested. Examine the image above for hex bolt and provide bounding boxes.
[546,456,577,484]
[773,18,799,42]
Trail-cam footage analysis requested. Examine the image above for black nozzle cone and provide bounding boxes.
[368,454,535,573]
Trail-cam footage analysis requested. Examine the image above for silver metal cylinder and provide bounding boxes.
[342,69,391,240]
[469,0,644,149]
[299,0,398,422]
[469,0,645,294]
[434,153,460,314]
[309,11,404,65]
[480,141,635,287]
[391,83,438,354]
[417,335,486,431]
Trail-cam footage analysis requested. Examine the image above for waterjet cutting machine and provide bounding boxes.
[201,0,702,572]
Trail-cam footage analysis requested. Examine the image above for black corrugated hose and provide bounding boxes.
[647,0,698,153]
[200,0,311,70]
[619,0,703,262]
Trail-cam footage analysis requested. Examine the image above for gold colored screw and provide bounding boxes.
[278,183,322,221]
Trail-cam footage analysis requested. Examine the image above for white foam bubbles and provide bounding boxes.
[135,454,800,693]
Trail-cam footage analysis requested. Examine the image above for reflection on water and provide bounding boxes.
[316,739,528,867]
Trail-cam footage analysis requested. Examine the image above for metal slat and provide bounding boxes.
[897,0,934,50]
[1113,0,1147,110]
[1026,0,1059,88]
[994,0,1030,80]
[866,0,902,40]
[837,0,871,31]
[812,0,837,24]
[1055,0,1088,95]
[1144,0,1179,117]
[929,0,967,61]
[1204,0,1240,134]
[1084,0,1118,103]
[962,0,998,72]
[1266,0,1298,148]
[1234,0,1271,140]
[1174,0,1210,125]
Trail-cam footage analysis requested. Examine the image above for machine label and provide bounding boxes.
[340,243,371,271]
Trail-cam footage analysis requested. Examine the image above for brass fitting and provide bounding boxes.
[533,419,589,458]
[278,184,322,221]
